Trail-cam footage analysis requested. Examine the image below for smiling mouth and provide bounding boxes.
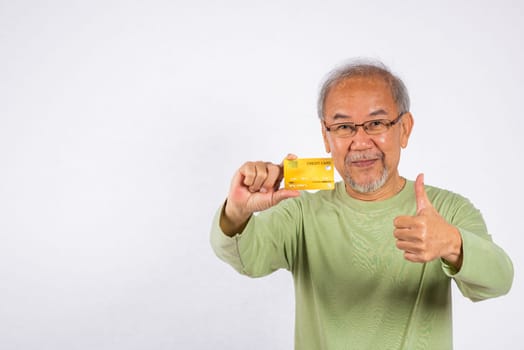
[345,151,384,168]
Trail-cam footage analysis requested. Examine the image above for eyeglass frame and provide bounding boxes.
[323,112,406,137]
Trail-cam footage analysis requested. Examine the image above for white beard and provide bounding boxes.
[345,165,388,193]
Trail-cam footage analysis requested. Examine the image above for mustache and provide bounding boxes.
[345,151,384,163]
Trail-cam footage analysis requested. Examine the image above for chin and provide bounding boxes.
[346,170,388,194]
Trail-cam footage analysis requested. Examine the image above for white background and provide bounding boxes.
[0,1,522,349]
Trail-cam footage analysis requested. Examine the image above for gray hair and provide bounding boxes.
[317,59,410,119]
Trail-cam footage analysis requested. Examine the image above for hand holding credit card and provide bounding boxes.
[283,158,335,190]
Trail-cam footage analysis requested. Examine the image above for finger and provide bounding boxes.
[239,161,269,192]
[249,162,271,192]
[415,173,430,215]
[403,252,425,263]
[240,162,257,188]
[393,227,410,240]
[261,163,282,193]
[395,240,422,262]
[395,238,418,252]
[393,215,415,229]
[393,227,422,242]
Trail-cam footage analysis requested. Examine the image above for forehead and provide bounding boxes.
[324,76,396,117]
[328,76,393,100]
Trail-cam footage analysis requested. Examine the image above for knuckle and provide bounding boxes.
[393,217,401,226]
[392,229,400,238]
[413,217,424,228]
[241,162,256,175]
[420,251,432,262]
[255,162,268,173]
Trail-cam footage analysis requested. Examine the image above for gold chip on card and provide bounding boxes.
[283,158,334,190]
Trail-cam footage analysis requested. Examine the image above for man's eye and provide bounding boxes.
[335,124,354,131]
[367,120,387,129]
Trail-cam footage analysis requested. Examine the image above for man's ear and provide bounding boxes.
[400,112,414,148]
[321,119,331,153]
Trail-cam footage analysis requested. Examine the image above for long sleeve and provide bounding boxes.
[442,228,514,301]
[209,204,247,274]
[210,200,302,277]
[435,190,514,301]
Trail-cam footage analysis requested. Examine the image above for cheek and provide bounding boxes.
[374,132,402,153]
[377,135,403,167]
[328,138,349,169]
[330,138,349,154]
[373,134,387,144]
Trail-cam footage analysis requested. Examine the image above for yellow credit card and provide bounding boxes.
[284,158,334,190]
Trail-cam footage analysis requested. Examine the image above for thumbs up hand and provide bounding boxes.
[393,174,463,269]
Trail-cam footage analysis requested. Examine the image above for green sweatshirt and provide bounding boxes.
[210,180,513,349]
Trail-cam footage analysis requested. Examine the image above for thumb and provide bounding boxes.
[281,153,298,164]
[272,189,300,206]
[415,173,430,215]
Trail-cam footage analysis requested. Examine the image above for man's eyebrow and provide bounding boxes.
[332,113,352,120]
[331,109,389,120]
[369,109,389,117]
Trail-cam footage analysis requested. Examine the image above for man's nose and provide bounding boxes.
[349,126,374,150]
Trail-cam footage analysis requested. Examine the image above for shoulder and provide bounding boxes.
[423,183,474,209]
[422,182,485,229]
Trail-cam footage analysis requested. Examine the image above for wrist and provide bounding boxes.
[442,226,463,270]
[220,200,252,236]
[224,199,251,223]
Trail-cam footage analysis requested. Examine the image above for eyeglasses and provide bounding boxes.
[323,112,405,138]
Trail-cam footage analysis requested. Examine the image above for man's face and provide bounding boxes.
[321,76,413,200]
